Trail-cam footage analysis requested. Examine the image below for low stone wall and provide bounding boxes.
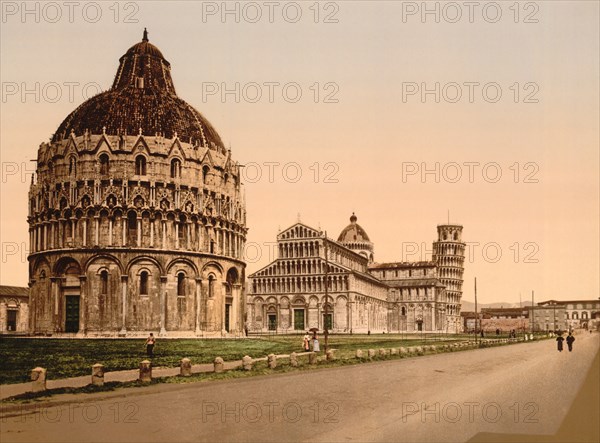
[13,337,539,399]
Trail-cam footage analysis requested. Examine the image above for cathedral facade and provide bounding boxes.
[246,215,465,334]
[27,31,247,337]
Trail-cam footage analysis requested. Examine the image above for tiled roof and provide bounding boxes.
[369,261,435,269]
[0,285,29,297]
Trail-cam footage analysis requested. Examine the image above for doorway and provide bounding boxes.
[225,304,231,332]
[7,310,17,331]
[294,309,305,330]
[268,314,277,330]
[65,296,80,333]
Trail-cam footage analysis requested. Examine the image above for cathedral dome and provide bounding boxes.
[52,29,225,151]
[338,213,371,243]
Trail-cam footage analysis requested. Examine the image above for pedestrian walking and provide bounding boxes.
[566,333,575,352]
[556,333,564,352]
[302,333,310,352]
[312,332,320,352]
[146,333,156,358]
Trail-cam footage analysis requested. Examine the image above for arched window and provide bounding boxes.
[99,153,110,175]
[573,312,579,320]
[135,155,147,176]
[68,157,77,176]
[208,274,215,298]
[582,312,588,320]
[140,271,149,295]
[170,159,181,178]
[202,165,210,183]
[177,272,186,296]
[401,306,406,316]
[127,211,137,246]
[100,270,109,295]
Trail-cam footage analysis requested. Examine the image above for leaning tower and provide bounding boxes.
[432,224,465,333]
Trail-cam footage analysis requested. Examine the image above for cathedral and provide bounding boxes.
[246,215,465,333]
[27,30,247,337]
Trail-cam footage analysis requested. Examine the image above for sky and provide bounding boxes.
[1,1,598,304]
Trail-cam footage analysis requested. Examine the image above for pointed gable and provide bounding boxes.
[95,133,114,154]
[167,138,186,160]
[278,222,322,241]
[132,136,151,156]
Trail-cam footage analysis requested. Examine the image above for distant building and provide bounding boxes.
[246,215,465,333]
[481,307,529,333]
[538,299,600,330]
[529,303,567,332]
[0,286,29,333]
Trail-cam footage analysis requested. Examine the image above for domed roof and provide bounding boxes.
[52,29,225,151]
[338,213,371,243]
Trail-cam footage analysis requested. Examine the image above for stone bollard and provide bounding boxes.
[242,355,253,371]
[180,358,192,377]
[356,349,364,359]
[214,357,224,373]
[415,346,423,354]
[31,367,47,393]
[308,352,318,365]
[326,349,336,361]
[399,347,408,355]
[379,348,387,357]
[290,352,299,367]
[368,349,376,359]
[524,335,528,341]
[391,348,398,356]
[91,363,104,386]
[430,345,437,352]
[267,354,277,369]
[529,334,534,340]
[139,360,152,383]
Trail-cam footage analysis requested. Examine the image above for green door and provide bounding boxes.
[225,304,231,332]
[65,296,80,333]
[268,314,277,330]
[323,313,333,330]
[294,309,305,330]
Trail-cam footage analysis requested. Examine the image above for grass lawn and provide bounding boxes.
[0,333,521,385]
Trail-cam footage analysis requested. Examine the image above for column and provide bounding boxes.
[160,276,167,336]
[51,277,60,331]
[195,278,202,334]
[79,275,87,335]
[122,216,127,246]
[186,222,191,250]
[71,218,76,245]
[231,283,242,333]
[150,218,154,247]
[58,219,64,248]
[221,282,227,333]
[162,221,166,249]
[108,218,113,246]
[137,217,142,247]
[82,219,87,247]
[119,275,128,335]
[175,223,179,249]
[49,222,54,249]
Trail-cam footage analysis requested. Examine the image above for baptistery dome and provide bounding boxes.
[52,29,224,152]
[28,31,246,338]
